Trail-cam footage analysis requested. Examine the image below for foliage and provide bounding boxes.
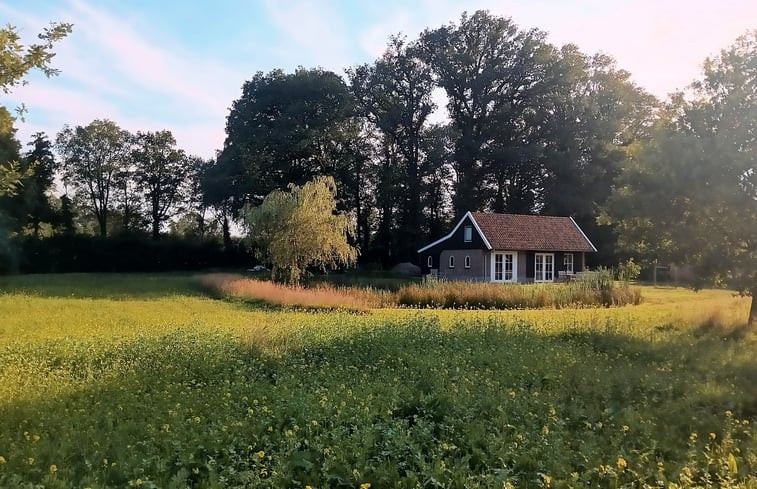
[348,36,439,260]
[217,68,358,206]
[131,130,191,239]
[601,31,757,324]
[242,176,358,284]
[3,234,251,274]
[396,275,640,309]
[0,21,71,234]
[56,120,131,237]
[617,258,642,284]
[0,274,754,488]
[0,22,73,96]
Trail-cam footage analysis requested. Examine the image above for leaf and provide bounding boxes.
[727,453,738,475]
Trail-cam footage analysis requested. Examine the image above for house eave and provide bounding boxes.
[569,217,598,252]
[417,211,492,253]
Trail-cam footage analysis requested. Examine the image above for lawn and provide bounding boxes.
[0,273,754,488]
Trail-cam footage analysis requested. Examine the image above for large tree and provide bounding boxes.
[219,68,357,205]
[131,130,190,239]
[602,31,757,324]
[57,120,131,237]
[418,11,554,216]
[242,176,357,284]
[349,36,436,259]
[21,132,59,235]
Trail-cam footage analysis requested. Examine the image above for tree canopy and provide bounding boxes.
[242,176,358,284]
[601,31,757,324]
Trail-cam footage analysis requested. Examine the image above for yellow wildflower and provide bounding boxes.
[360,484,371,489]
[617,457,627,470]
[256,450,265,458]
[0,456,5,464]
[709,432,717,440]
[49,464,58,473]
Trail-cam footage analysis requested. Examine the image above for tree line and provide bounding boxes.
[210,11,656,264]
[1,12,754,316]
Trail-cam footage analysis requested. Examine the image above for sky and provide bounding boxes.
[2,0,756,159]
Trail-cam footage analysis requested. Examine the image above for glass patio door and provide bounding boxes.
[492,252,516,282]
[535,253,554,282]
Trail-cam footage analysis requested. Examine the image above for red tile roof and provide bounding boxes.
[470,212,596,252]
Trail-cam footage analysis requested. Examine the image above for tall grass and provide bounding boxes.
[395,279,641,309]
[196,273,391,310]
[198,272,641,310]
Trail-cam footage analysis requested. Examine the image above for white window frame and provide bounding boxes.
[464,255,471,269]
[427,256,432,268]
[463,225,472,242]
[564,253,574,274]
[449,255,455,268]
[490,251,518,283]
[535,253,555,282]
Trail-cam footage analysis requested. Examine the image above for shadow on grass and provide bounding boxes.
[1,320,755,487]
[0,272,207,299]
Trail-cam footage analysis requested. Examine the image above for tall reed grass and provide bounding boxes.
[196,273,391,310]
[197,272,641,310]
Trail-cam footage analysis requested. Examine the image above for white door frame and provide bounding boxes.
[490,251,518,283]
[534,253,555,282]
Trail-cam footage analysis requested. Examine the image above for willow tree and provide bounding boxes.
[242,176,357,285]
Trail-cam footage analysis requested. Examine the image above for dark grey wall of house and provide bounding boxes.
[439,249,488,281]
[419,215,489,275]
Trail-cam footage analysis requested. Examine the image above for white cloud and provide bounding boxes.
[2,0,246,158]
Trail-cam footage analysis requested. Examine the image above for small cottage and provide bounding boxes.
[418,212,597,283]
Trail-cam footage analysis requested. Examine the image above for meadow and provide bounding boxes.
[0,273,755,488]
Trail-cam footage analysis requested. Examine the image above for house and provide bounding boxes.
[418,212,597,283]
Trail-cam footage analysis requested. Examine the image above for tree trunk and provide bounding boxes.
[749,288,757,326]
[222,214,231,251]
[151,215,160,240]
[98,213,107,238]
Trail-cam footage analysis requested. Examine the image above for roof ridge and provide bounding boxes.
[470,211,573,219]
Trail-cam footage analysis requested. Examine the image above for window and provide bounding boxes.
[449,255,455,268]
[427,256,433,268]
[464,225,472,242]
[464,255,471,268]
[564,253,574,274]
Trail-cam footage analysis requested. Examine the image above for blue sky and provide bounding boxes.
[2,0,756,158]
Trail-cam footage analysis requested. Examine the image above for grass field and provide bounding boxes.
[0,273,755,488]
